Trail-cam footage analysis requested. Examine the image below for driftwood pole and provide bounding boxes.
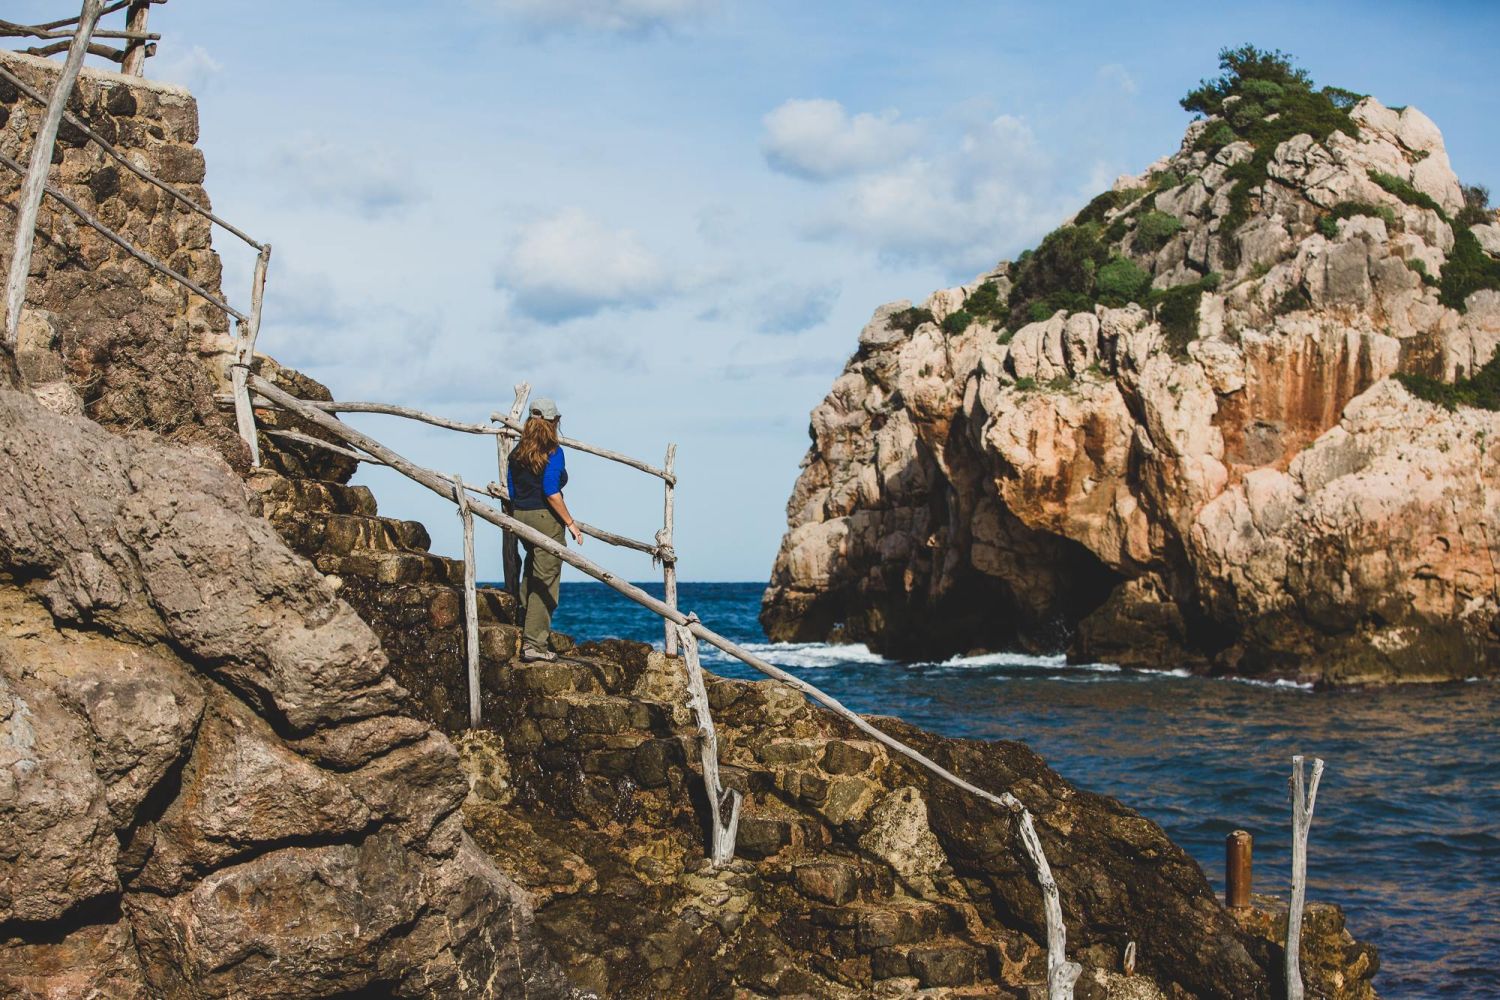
[119,0,151,75]
[454,474,482,729]
[246,372,1081,999]
[495,383,529,598]
[661,443,678,656]
[232,243,272,465]
[673,620,740,865]
[1286,755,1325,1000]
[3,0,105,348]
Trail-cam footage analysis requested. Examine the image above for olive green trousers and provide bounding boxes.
[514,506,566,651]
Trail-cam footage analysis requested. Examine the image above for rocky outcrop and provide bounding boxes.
[0,387,570,999]
[764,94,1500,684]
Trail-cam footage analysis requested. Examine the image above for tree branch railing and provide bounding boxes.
[1,0,166,75]
[247,371,1081,1000]
[1,5,273,466]
[246,387,684,642]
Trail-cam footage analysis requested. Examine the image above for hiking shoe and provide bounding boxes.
[521,645,556,662]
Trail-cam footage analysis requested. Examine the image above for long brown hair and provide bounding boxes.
[512,415,559,474]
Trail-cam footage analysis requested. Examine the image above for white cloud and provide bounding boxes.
[484,0,714,33]
[1097,63,1138,96]
[761,99,922,181]
[496,208,673,323]
[755,282,840,335]
[807,113,1068,272]
[274,137,424,217]
[152,45,222,94]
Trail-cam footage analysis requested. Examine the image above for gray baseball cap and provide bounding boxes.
[530,397,560,420]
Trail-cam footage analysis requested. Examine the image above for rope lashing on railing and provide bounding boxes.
[247,372,1081,1000]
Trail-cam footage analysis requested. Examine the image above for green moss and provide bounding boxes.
[1395,352,1500,411]
[1439,228,1500,312]
[888,307,934,334]
[1317,201,1398,238]
[941,310,973,335]
[1135,210,1185,252]
[1367,170,1447,219]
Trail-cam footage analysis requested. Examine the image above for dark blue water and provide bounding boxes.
[549,581,1499,999]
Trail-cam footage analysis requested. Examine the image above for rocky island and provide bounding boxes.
[2,44,1382,1000]
[762,48,1500,686]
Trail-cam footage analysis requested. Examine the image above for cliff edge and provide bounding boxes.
[763,52,1500,685]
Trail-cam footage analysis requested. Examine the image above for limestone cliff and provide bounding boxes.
[764,74,1500,684]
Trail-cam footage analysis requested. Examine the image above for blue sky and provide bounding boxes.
[14,1,1500,581]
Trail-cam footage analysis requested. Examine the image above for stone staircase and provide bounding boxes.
[249,421,535,732]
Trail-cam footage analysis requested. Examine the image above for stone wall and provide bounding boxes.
[0,50,241,462]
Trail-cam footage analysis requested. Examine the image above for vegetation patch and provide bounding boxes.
[1148,273,1222,357]
[941,310,973,336]
[1405,258,1439,287]
[1457,184,1493,228]
[1005,223,1109,328]
[1316,201,1397,238]
[1134,210,1185,252]
[1367,169,1447,219]
[1395,352,1500,411]
[1186,46,1360,243]
[1439,228,1500,312]
[1095,255,1152,305]
[888,307,934,335]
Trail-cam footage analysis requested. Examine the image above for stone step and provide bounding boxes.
[315,550,463,586]
[871,938,989,989]
[283,512,433,558]
[255,475,377,519]
[526,691,670,739]
[491,658,606,696]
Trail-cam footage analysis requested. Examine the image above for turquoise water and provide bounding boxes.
[548,581,1499,999]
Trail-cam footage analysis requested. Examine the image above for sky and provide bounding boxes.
[13,1,1500,582]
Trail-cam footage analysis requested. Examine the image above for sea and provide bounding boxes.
[542,580,1499,998]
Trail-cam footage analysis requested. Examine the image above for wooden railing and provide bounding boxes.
[0,1,272,466]
[246,372,1083,999]
[2,0,164,76]
[250,388,685,657]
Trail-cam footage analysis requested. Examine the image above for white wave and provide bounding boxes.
[1229,675,1316,691]
[699,640,894,670]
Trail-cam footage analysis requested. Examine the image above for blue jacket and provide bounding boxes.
[507,447,568,510]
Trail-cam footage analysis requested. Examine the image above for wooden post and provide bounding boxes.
[1226,830,1252,909]
[661,443,678,656]
[674,619,740,866]
[454,474,481,730]
[248,371,1082,990]
[119,0,151,76]
[1287,755,1325,1000]
[3,0,105,348]
[495,383,529,598]
[231,243,272,466]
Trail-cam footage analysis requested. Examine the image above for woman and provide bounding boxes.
[506,397,584,662]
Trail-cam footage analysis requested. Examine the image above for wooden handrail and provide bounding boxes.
[248,372,1081,998]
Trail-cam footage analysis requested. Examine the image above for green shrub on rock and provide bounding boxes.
[1395,352,1500,411]
[1096,255,1152,305]
[888,307,934,334]
[1368,170,1447,218]
[942,310,973,335]
[1005,223,1109,329]
[1439,229,1500,312]
[1135,211,1185,252]
[1317,201,1398,238]
[1457,184,1492,228]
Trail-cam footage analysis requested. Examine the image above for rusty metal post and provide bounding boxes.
[1226,829,1253,908]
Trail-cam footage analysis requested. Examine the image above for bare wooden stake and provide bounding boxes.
[232,244,272,464]
[1286,755,1325,1000]
[4,0,105,348]
[454,474,482,730]
[662,443,678,656]
[119,0,150,75]
[496,383,529,598]
[674,620,739,865]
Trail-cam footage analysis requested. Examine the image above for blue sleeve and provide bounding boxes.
[506,465,516,500]
[542,448,565,496]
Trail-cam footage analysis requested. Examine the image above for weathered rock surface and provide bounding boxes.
[764,96,1500,684]
[0,387,570,999]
